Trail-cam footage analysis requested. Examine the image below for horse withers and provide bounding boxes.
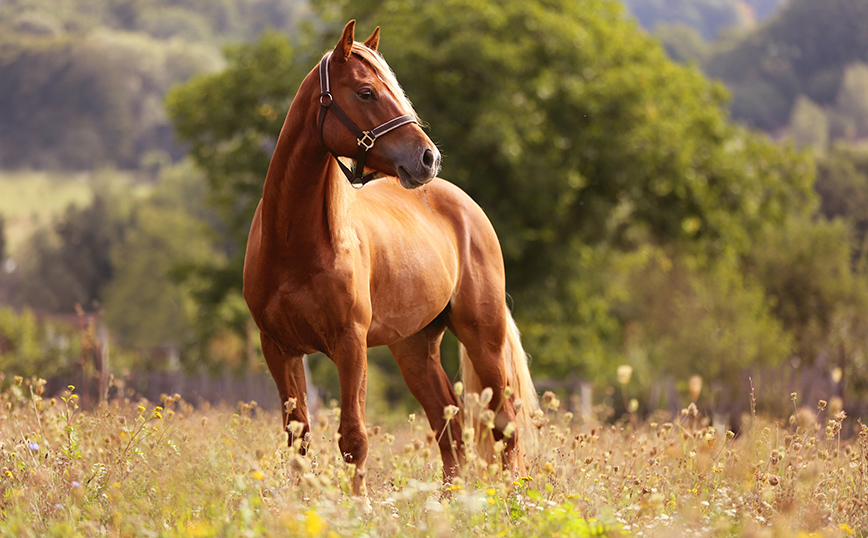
[242,20,540,498]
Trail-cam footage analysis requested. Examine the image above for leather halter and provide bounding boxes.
[317,52,418,188]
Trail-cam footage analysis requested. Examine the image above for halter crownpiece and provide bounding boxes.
[317,52,418,188]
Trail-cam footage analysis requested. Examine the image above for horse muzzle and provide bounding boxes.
[396,146,441,189]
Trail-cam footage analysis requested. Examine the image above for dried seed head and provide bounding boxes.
[480,387,493,406]
[617,365,633,385]
[688,375,703,401]
[284,398,297,414]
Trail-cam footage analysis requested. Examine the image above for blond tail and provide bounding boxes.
[459,309,540,463]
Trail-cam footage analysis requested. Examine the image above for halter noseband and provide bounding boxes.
[317,52,418,188]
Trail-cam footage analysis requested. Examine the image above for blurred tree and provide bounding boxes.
[0,307,81,380]
[654,23,708,63]
[815,146,868,248]
[835,62,868,139]
[704,0,868,132]
[0,215,6,263]
[102,163,222,359]
[788,95,829,149]
[15,196,116,313]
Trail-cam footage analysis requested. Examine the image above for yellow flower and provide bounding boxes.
[840,523,855,536]
[305,509,325,535]
[251,470,264,481]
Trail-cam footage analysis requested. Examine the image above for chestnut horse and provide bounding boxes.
[243,21,539,497]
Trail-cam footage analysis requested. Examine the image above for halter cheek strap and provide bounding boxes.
[317,52,418,188]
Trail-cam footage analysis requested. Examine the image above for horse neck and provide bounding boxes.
[260,89,356,256]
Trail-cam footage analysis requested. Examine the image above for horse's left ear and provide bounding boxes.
[363,27,380,52]
[334,20,355,62]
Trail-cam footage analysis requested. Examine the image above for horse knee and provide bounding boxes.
[338,427,368,464]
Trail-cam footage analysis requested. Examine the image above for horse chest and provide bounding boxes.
[257,268,366,354]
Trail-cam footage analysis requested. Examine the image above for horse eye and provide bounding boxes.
[358,89,374,101]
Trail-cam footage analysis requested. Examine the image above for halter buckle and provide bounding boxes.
[320,92,333,106]
[357,132,376,151]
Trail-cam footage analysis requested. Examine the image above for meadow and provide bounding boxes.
[0,374,865,537]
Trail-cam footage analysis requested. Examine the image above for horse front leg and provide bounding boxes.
[332,337,370,498]
[261,334,311,453]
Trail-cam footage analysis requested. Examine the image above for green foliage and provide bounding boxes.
[102,163,223,355]
[0,0,312,170]
[623,0,748,39]
[788,96,829,150]
[815,145,868,245]
[747,217,865,361]
[13,195,117,313]
[0,307,81,379]
[834,62,868,139]
[653,23,708,64]
[0,30,223,169]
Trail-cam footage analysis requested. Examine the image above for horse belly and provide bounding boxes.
[365,243,456,346]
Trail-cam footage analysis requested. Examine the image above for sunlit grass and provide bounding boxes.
[1,373,865,537]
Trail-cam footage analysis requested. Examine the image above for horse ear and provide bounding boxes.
[363,27,380,52]
[334,20,355,62]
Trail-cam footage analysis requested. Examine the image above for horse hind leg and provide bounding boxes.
[448,300,539,471]
[388,317,464,481]
[261,334,311,453]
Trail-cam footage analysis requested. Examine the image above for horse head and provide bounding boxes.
[318,20,441,189]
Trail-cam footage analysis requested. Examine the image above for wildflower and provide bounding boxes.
[503,386,513,399]
[72,481,81,488]
[689,375,703,401]
[790,392,798,402]
[14,376,23,386]
[408,413,416,424]
[503,420,515,438]
[541,391,560,411]
[251,470,264,480]
[840,523,855,536]
[617,365,633,385]
[28,442,39,452]
[480,387,493,406]
[305,510,325,535]
[818,399,827,410]
[67,385,75,392]
[443,405,459,420]
[454,381,464,396]
[462,427,475,444]
[284,398,297,414]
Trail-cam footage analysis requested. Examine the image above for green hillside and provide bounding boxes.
[0,0,309,170]
[703,0,868,141]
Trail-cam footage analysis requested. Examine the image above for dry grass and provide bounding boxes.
[1,374,865,537]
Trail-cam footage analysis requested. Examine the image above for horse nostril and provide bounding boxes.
[422,148,435,170]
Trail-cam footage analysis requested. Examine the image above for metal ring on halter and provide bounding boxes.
[357,132,376,151]
[320,92,333,106]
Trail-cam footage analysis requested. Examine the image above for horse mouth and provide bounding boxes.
[397,166,428,189]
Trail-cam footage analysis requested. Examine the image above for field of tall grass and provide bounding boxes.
[1,373,865,537]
